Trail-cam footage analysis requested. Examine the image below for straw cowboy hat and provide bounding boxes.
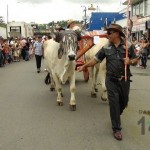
[106,23,125,37]
[67,19,75,28]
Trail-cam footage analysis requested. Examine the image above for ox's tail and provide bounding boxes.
[44,73,51,85]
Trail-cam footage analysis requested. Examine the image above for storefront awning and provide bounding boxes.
[123,0,142,5]
[132,23,146,32]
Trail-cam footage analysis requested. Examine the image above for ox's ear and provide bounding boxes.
[58,44,64,59]
[74,30,82,41]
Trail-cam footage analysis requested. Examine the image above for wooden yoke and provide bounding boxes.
[76,36,94,61]
[76,34,107,61]
[75,34,107,71]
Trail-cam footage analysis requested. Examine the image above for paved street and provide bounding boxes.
[0,58,150,150]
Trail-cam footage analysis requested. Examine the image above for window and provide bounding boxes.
[132,1,146,17]
[133,5,136,16]
[139,2,143,16]
[135,4,139,15]
[145,0,148,15]
[10,26,21,33]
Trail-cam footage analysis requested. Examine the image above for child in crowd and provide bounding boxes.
[14,40,21,62]
[134,44,141,67]
[140,38,149,69]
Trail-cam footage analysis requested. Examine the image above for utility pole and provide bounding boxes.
[7,4,8,23]
[82,4,96,30]
[81,6,87,30]
[84,7,87,29]
[6,4,8,38]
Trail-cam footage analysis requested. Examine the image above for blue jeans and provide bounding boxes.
[25,50,29,61]
[0,51,4,66]
[141,53,147,68]
[35,55,42,69]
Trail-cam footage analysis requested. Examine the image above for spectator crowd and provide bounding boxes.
[132,35,150,69]
[0,36,35,67]
[0,35,51,67]
[0,33,150,70]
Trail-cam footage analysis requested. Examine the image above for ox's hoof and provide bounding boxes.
[57,101,63,106]
[91,92,97,98]
[101,96,107,101]
[61,93,63,97]
[50,88,55,91]
[45,81,50,85]
[95,88,98,92]
[70,105,76,111]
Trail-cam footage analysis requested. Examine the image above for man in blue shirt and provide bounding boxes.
[33,36,43,73]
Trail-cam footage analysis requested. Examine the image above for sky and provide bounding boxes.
[0,0,126,24]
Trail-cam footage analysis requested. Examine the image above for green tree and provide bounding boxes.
[48,20,67,28]
[48,21,55,27]
[0,16,4,24]
[48,19,82,30]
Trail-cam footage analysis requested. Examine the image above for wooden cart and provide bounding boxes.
[76,33,107,82]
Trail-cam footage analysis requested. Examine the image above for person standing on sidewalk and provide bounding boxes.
[78,24,139,141]
[0,37,4,67]
[140,37,148,69]
[33,36,43,73]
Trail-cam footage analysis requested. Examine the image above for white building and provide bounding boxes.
[116,6,128,28]
[0,26,7,38]
[7,21,34,38]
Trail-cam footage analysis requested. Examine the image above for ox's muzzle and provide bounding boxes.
[68,54,75,61]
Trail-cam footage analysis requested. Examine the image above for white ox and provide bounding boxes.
[85,37,108,101]
[43,30,78,111]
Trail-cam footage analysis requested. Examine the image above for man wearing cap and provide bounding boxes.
[67,19,82,41]
[78,23,139,141]
[55,25,65,32]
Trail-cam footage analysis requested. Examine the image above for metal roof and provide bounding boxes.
[88,12,125,31]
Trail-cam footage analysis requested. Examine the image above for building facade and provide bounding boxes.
[0,25,7,38]
[123,0,150,40]
[7,21,34,38]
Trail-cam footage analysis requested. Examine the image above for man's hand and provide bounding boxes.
[77,65,85,72]
[77,58,98,72]
[124,57,130,65]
